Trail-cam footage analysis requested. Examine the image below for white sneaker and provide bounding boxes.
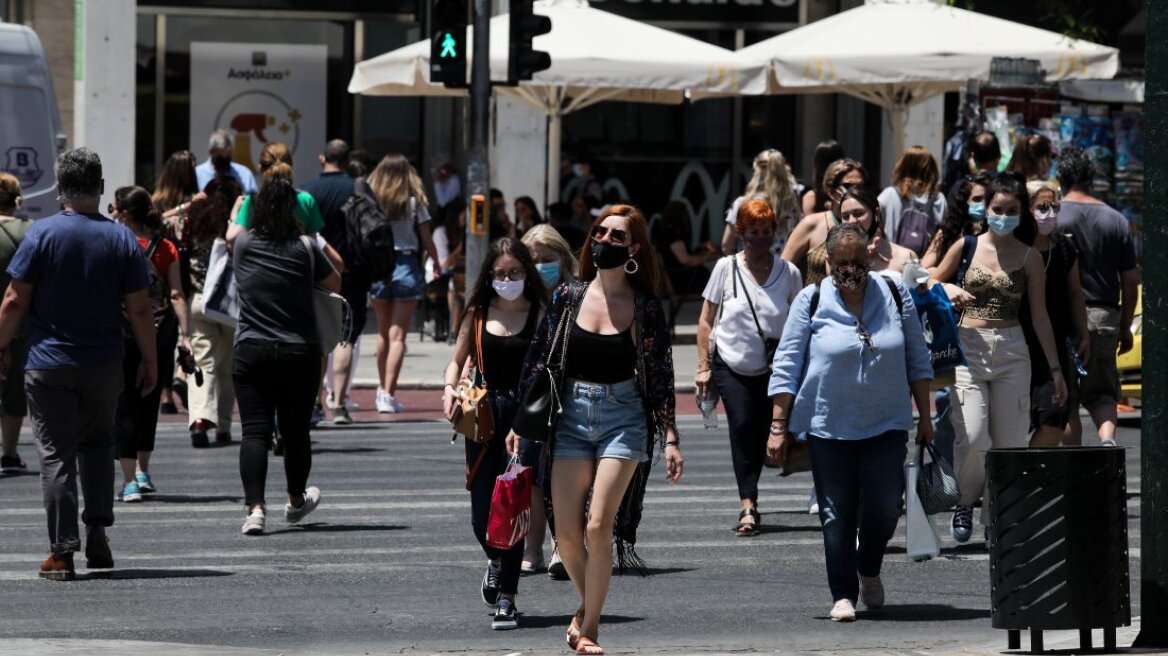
[830,599,857,622]
[285,486,321,524]
[384,393,405,413]
[242,508,266,536]
[808,489,820,515]
[376,388,393,414]
[859,575,884,609]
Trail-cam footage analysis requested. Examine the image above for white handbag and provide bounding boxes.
[200,238,239,327]
[905,449,942,562]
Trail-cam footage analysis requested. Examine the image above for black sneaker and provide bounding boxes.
[491,597,518,630]
[1,454,28,474]
[951,505,973,543]
[481,558,501,607]
[190,423,210,449]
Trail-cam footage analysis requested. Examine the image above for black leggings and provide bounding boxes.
[234,340,321,507]
[711,353,772,503]
[115,318,177,459]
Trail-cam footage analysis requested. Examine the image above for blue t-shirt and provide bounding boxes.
[7,211,150,370]
[300,171,355,248]
[196,159,258,195]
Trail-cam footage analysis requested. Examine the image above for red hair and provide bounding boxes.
[734,198,777,234]
[578,204,660,294]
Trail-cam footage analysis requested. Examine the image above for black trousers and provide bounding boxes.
[711,353,773,503]
[115,317,177,459]
[465,391,524,595]
[234,340,321,507]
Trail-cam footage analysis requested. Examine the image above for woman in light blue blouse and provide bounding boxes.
[767,223,934,623]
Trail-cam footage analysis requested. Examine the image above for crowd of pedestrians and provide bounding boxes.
[0,129,1139,652]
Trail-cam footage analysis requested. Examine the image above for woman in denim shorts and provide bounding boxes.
[366,155,441,413]
[509,205,684,655]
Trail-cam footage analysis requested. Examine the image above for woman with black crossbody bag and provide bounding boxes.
[695,200,802,536]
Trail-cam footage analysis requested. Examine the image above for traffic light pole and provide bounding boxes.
[1134,1,1168,647]
[464,0,492,299]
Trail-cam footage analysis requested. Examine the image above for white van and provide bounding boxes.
[0,22,65,218]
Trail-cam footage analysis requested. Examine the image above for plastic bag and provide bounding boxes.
[200,238,239,327]
[905,449,941,562]
[486,458,533,550]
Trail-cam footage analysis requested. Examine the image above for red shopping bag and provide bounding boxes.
[486,459,533,550]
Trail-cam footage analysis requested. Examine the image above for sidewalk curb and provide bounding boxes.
[351,378,699,393]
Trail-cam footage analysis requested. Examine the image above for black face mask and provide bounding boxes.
[590,241,629,270]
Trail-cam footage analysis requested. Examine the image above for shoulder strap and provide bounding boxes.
[731,257,767,343]
[882,276,904,315]
[145,235,163,260]
[473,310,487,376]
[956,234,977,286]
[0,221,18,253]
[300,235,316,282]
[809,280,823,318]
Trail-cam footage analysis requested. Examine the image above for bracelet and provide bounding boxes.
[665,440,680,448]
[696,368,709,374]
[769,426,787,435]
[444,383,456,392]
[770,418,788,425]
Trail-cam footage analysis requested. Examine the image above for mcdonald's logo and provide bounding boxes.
[1054,53,1088,77]
[802,57,836,81]
[705,64,739,91]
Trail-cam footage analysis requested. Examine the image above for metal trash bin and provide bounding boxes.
[987,447,1131,653]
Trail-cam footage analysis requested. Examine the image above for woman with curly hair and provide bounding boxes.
[721,148,801,254]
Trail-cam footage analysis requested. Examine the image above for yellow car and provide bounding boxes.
[1116,286,1142,406]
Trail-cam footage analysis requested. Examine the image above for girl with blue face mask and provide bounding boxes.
[927,173,1067,548]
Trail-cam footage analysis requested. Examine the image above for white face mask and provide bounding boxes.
[492,279,525,301]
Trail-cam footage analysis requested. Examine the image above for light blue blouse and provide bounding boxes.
[768,274,933,440]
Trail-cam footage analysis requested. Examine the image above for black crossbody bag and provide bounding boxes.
[732,257,780,365]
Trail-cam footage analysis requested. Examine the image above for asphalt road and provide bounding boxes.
[0,417,1145,655]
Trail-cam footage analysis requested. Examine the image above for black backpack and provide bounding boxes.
[338,178,396,282]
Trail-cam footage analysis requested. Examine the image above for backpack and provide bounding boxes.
[893,192,940,257]
[126,236,174,332]
[337,177,396,282]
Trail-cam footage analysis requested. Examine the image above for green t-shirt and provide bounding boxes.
[234,190,325,234]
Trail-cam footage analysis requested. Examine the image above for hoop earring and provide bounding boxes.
[624,258,639,275]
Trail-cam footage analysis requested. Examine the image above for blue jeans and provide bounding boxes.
[809,430,907,602]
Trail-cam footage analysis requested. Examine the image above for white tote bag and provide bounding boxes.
[300,236,350,353]
[200,238,239,327]
[905,449,942,562]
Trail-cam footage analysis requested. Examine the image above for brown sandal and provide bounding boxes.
[574,635,604,655]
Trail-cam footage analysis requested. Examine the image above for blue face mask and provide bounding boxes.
[987,213,1021,236]
[536,261,561,287]
[968,201,986,220]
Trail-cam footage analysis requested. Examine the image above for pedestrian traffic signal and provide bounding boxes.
[508,0,551,83]
[431,0,467,88]
[470,195,489,235]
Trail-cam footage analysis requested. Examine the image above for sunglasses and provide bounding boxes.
[1034,201,1060,213]
[856,320,875,352]
[492,267,526,282]
[591,224,629,245]
[107,204,119,215]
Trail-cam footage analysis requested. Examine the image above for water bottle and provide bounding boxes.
[699,393,718,431]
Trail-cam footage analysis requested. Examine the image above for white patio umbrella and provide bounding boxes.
[740,0,1120,157]
[348,0,768,202]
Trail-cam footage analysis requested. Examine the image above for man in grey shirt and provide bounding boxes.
[0,148,156,580]
[1055,145,1139,447]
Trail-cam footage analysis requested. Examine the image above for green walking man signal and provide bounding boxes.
[440,33,458,58]
[430,0,467,87]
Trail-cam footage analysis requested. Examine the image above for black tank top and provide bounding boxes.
[565,324,636,383]
[479,304,539,392]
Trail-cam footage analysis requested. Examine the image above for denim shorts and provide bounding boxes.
[553,378,648,462]
[370,254,423,301]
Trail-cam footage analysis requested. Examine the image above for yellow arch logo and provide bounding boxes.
[705,64,739,92]
[1054,53,1089,78]
[802,57,836,82]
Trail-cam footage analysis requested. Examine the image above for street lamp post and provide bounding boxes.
[1134,0,1168,648]
[464,0,492,298]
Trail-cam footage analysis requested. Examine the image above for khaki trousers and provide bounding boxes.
[189,293,236,432]
[951,325,1032,512]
